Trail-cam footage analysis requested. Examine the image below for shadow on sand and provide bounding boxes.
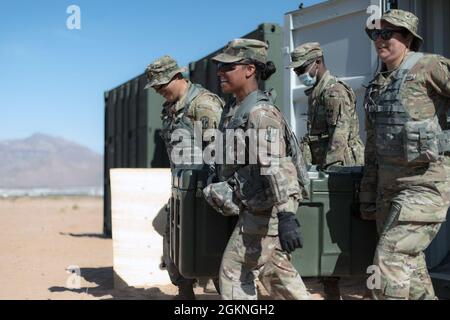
[48,266,220,300]
[59,232,109,239]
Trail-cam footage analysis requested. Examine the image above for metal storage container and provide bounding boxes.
[397,0,450,58]
[170,166,377,279]
[170,169,237,278]
[293,166,377,277]
[103,73,169,235]
[283,0,384,142]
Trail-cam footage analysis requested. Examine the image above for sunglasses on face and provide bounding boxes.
[367,28,407,41]
[294,61,315,76]
[217,62,249,73]
[153,82,170,91]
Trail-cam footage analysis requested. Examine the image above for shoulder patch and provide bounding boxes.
[265,126,278,143]
[200,116,210,130]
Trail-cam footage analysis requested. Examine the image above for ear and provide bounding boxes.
[245,64,257,79]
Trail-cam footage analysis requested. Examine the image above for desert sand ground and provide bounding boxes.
[0,196,367,300]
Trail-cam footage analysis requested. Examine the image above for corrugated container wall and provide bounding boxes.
[103,75,169,236]
[397,0,450,58]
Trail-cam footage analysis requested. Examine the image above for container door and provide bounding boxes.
[284,0,384,141]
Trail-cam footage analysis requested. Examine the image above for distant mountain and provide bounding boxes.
[0,133,103,188]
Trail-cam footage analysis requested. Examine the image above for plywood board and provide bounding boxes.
[110,169,172,288]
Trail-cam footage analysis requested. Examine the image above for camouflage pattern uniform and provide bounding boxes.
[360,10,450,300]
[204,39,310,300]
[289,42,365,167]
[288,42,366,299]
[145,55,224,296]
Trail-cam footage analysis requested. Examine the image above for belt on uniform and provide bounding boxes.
[306,134,329,143]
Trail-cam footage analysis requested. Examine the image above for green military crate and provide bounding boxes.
[170,166,377,279]
[292,166,378,277]
[170,169,237,279]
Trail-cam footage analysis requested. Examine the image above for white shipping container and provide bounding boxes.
[283,0,384,141]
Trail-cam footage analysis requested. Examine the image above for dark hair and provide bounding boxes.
[397,27,411,39]
[251,60,276,81]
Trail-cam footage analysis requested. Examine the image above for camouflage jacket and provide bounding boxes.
[160,81,224,168]
[303,70,364,166]
[217,90,303,236]
[360,53,450,218]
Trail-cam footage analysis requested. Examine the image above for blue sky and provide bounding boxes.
[0,0,323,154]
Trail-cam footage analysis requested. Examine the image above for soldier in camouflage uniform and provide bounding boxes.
[145,55,224,299]
[289,42,365,167]
[288,42,365,299]
[203,39,310,300]
[360,9,450,300]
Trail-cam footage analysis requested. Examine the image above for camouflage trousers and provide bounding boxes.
[372,194,443,300]
[219,219,310,300]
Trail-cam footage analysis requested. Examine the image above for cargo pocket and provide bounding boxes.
[396,185,448,223]
[376,253,411,300]
[382,279,410,300]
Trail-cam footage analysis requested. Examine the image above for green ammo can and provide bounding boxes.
[293,166,378,277]
[170,169,237,279]
[170,166,377,279]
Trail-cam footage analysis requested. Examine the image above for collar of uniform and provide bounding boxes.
[376,51,416,82]
[235,89,259,113]
[310,70,332,99]
[172,80,192,114]
[223,98,238,118]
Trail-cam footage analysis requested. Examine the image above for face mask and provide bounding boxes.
[298,63,317,87]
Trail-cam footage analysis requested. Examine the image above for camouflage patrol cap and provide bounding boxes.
[144,55,186,89]
[212,39,268,64]
[288,42,323,69]
[366,9,423,51]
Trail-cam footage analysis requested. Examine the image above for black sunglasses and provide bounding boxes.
[153,82,170,91]
[367,28,407,41]
[293,60,316,76]
[217,62,249,73]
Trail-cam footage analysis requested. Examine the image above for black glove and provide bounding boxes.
[277,212,303,253]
